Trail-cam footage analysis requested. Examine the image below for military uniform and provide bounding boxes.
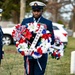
[0,26,3,64]
[21,1,55,75]
[22,16,55,75]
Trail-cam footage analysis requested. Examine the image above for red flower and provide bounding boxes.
[53,51,56,56]
[37,47,43,54]
[15,24,20,29]
[19,38,25,43]
[12,30,16,37]
[58,53,61,57]
[36,23,40,32]
[23,29,32,40]
[42,33,51,40]
[16,42,19,47]
[21,51,25,56]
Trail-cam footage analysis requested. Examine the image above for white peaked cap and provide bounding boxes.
[29,1,46,7]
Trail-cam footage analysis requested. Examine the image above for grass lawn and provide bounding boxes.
[0,37,75,75]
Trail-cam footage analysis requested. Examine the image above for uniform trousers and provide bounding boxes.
[24,53,48,75]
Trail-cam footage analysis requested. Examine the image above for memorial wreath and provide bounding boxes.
[12,23,64,59]
[12,23,52,59]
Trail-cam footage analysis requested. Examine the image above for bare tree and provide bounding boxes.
[46,0,75,37]
[46,0,72,22]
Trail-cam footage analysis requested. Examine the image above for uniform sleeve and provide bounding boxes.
[0,26,4,60]
[47,22,55,45]
[0,26,3,37]
[21,19,25,25]
[0,26,3,45]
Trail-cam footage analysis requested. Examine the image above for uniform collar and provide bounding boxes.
[32,16,42,23]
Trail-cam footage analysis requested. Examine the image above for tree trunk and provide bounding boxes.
[12,11,20,24]
[72,14,75,31]
[72,8,75,37]
[20,0,26,23]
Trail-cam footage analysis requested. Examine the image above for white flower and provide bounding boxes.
[18,43,28,51]
[39,39,51,53]
[28,23,38,32]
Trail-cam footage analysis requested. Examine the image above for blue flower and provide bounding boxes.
[42,29,46,34]
[34,52,40,56]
